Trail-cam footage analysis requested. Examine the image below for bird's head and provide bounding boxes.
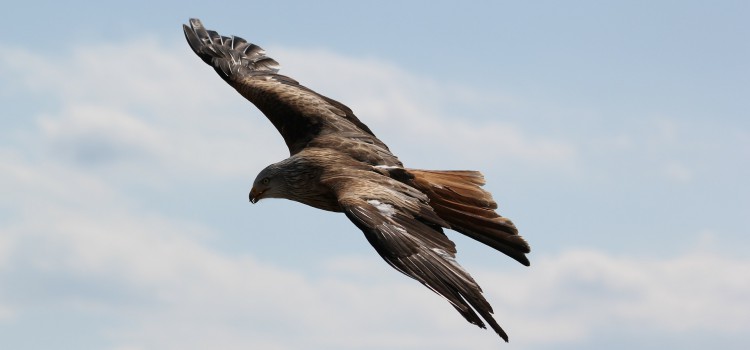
[249,163,287,204]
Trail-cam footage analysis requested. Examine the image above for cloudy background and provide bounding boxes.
[1,1,748,349]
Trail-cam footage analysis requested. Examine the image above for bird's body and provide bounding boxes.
[266,147,360,212]
[184,18,530,342]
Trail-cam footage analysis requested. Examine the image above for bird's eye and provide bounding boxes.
[261,177,270,185]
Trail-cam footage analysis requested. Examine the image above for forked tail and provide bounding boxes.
[407,169,531,266]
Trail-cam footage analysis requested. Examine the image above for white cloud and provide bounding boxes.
[661,160,693,183]
[38,104,166,165]
[3,179,749,349]
[477,249,750,345]
[1,40,223,111]
[0,304,12,322]
[2,40,285,184]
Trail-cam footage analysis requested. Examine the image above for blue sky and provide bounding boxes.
[1,1,749,349]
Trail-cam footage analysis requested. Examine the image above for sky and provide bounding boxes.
[1,1,749,349]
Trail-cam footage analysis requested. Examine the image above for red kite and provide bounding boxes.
[184,18,530,342]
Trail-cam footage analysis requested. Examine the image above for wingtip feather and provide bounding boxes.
[183,18,281,76]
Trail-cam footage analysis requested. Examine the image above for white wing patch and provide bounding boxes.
[374,165,400,169]
[367,199,396,218]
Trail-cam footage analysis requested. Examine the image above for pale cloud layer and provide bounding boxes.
[1,39,748,349]
[3,147,749,349]
[2,152,748,349]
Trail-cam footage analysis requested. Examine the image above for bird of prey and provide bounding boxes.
[183,18,530,342]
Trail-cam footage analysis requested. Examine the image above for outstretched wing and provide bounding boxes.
[325,172,511,342]
[183,18,400,166]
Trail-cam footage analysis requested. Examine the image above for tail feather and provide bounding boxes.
[407,169,531,266]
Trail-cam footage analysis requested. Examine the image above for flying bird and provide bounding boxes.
[183,18,530,342]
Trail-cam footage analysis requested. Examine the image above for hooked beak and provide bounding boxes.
[249,187,264,204]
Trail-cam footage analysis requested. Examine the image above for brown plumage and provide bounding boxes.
[183,18,530,342]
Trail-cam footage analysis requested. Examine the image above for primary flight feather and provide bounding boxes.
[183,18,530,342]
